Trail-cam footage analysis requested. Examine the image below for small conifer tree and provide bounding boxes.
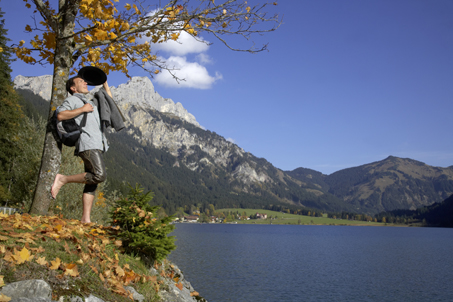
[111,184,175,263]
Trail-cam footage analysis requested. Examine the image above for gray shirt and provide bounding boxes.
[58,93,109,152]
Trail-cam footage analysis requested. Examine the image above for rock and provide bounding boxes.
[159,264,206,302]
[1,280,52,301]
[84,295,104,302]
[124,286,144,302]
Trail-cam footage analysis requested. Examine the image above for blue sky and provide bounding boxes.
[2,0,453,175]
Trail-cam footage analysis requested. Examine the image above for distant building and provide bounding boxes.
[256,213,268,219]
[184,216,199,223]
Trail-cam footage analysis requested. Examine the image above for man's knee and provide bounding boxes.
[93,171,106,184]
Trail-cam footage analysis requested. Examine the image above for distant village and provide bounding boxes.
[174,211,268,224]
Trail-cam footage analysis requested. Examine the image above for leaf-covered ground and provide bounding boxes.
[0,212,192,301]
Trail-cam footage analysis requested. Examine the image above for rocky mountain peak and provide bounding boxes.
[13,74,200,127]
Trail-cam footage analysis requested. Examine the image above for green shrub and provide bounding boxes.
[110,184,175,263]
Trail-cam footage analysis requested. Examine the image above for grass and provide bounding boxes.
[0,212,185,302]
[218,208,386,226]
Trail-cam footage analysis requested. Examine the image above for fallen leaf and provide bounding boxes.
[0,275,5,287]
[0,235,8,241]
[49,257,61,270]
[0,245,6,253]
[64,263,79,277]
[0,293,11,301]
[114,265,125,277]
[36,257,47,266]
[90,265,99,274]
[114,240,122,247]
[175,282,183,290]
[190,291,200,297]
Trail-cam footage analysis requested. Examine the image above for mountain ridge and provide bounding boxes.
[14,75,453,215]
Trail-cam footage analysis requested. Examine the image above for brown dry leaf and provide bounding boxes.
[114,240,122,247]
[0,235,8,241]
[90,265,99,274]
[34,246,45,253]
[190,291,200,297]
[3,251,14,262]
[0,293,11,301]
[76,259,84,265]
[0,245,6,253]
[49,257,61,270]
[64,242,71,254]
[81,253,90,262]
[0,275,5,287]
[36,257,48,266]
[99,273,105,282]
[64,263,79,277]
[175,282,183,291]
[114,265,125,277]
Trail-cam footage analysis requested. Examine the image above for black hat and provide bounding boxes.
[78,66,107,86]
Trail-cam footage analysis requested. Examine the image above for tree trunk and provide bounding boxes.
[29,1,77,215]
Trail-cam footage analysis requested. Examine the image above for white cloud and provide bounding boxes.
[138,13,220,89]
[154,56,222,89]
[153,30,209,56]
[196,53,213,64]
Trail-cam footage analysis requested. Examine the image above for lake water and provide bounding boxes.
[168,224,453,302]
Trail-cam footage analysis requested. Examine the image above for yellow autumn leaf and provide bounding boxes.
[64,263,79,277]
[125,3,131,10]
[0,246,5,253]
[14,247,33,264]
[49,257,61,270]
[0,293,11,302]
[0,275,5,287]
[246,6,251,13]
[36,257,47,266]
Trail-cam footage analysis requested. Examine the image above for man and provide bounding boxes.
[51,76,112,223]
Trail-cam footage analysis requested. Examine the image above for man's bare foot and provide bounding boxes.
[51,174,65,199]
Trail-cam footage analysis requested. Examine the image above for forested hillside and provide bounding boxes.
[287,156,453,214]
[15,88,349,214]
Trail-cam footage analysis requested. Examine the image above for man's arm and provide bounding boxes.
[57,103,94,121]
[103,81,113,98]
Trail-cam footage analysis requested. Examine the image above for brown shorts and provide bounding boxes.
[79,149,106,195]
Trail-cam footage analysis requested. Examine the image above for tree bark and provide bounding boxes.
[29,1,78,215]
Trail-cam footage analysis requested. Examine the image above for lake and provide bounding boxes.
[168,224,453,302]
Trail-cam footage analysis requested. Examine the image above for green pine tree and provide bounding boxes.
[110,184,176,263]
[0,5,24,204]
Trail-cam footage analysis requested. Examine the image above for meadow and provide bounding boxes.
[219,208,386,226]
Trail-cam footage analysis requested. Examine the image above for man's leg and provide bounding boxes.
[80,150,106,223]
[81,193,95,223]
[51,173,87,199]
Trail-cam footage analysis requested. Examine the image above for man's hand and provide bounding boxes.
[58,103,94,121]
[81,103,94,113]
